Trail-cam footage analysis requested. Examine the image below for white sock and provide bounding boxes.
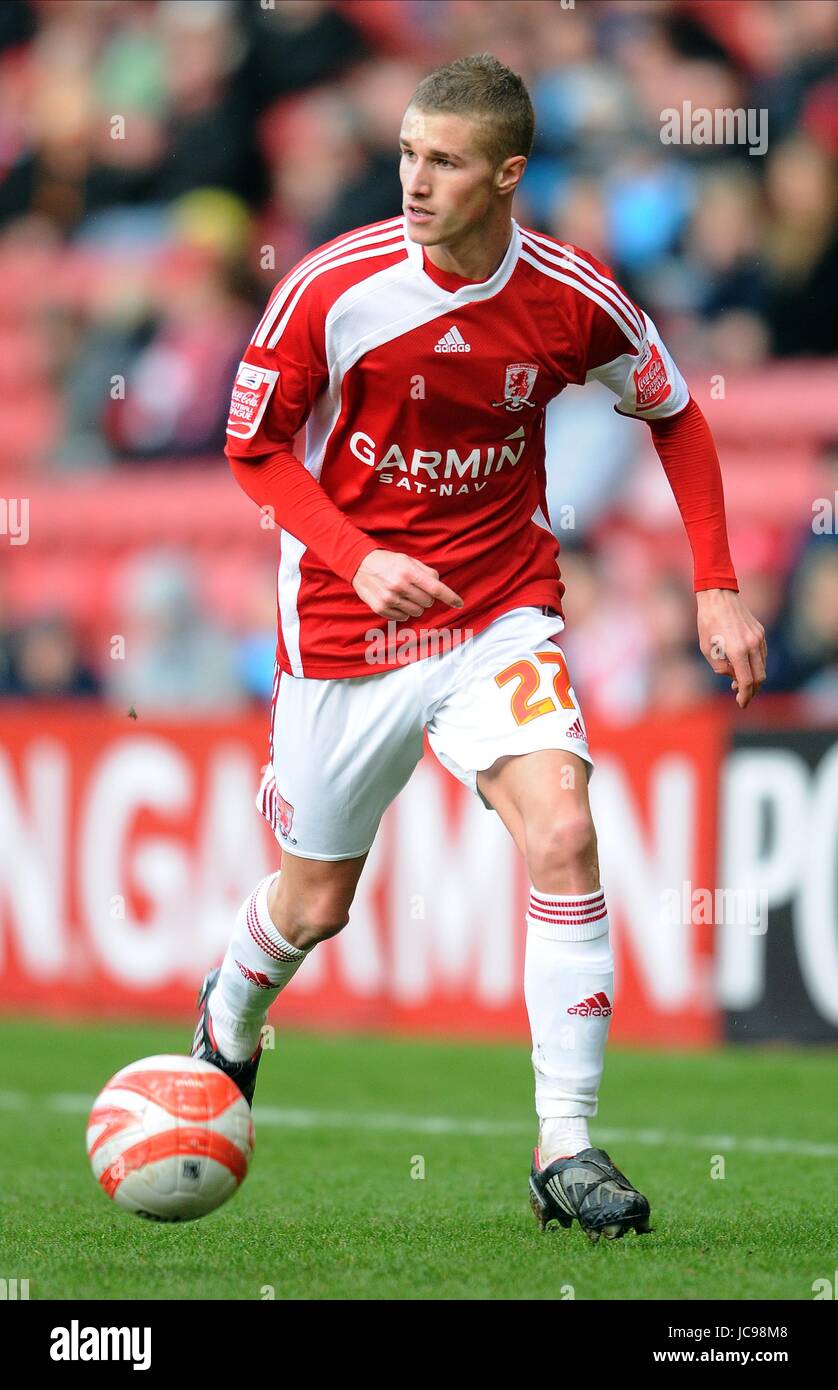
[210,871,309,1061]
[523,885,613,1163]
[539,1116,591,1164]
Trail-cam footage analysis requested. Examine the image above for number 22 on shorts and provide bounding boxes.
[493,650,575,726]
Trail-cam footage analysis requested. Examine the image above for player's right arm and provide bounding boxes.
[352,550,463,621]
[225,269,462,621]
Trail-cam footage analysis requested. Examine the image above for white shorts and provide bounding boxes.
[257,605,593,860]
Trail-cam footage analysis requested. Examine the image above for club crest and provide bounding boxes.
[493,362,539,411]
[277,793,295,840]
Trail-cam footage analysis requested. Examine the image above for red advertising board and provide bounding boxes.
[0,703,727,1043]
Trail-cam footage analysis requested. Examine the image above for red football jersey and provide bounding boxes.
[225,215,689,677]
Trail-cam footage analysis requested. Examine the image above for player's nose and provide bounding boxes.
[404,162,431,197]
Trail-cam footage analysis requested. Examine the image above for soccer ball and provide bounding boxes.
[86,1054,254,1221]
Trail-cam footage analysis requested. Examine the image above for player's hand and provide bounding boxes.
[696,588,767,709]
[352,549,464,621]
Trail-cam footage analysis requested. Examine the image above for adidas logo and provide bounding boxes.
[235,959,275,989]
[567,991,612,1017]
[546,1175,575,1216]
[565,717,586,741]
[435,325,471,353]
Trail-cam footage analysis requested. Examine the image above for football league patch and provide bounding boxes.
[226,360,279,440]
[633,341,671,412]
[276,792,295,839]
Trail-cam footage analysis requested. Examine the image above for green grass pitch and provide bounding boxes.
[1,1018,836,1300]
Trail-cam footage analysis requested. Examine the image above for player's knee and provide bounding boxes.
[525,813,598,888]
[281,892,351,950]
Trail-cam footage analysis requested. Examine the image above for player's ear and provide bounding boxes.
[496,155,527,197]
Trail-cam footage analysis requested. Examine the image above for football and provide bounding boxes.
[86,1055,254,1222]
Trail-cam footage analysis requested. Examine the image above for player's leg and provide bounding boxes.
[477,745,649,1239]
[201,848,368,1069]
[426,606,650,1238]
[193,659,426,1103]
[427,609,610,1154]
[478,743,607,1136]
[477,745,605,1156]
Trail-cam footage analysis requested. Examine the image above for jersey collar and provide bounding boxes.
[403,217,521,302]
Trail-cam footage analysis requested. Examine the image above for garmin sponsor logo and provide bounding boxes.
[349,428,527,494]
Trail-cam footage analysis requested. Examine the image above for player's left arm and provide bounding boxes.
[642,398,766,709]
[580,263,766,707]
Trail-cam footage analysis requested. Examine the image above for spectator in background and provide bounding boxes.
[678,169,771,368]
[544,380,638,538]
[105,551,245,713]
[151,0,264,207]
[767,442,838,700]
[731,526,790,671]
[235,562,279,705]
[797,553,838,711]
[237,0,369,109]
[258,87,365,272]
[769,543,838,708]
[559,558,717,718]
[50,254,157,471]
[644,573,716,710]
[553,544,650,724]
[101,243,253,462]
[307,58,421,244]
[0,0,167,235]
[0,569,20,694]
[2,614,100,698]
[0,634,13,693]
[764,135,838,357]
[56,187,257,468]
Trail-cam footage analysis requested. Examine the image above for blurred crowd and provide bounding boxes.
[0,0,836,716]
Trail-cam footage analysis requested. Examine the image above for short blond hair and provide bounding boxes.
[409,53,535,167]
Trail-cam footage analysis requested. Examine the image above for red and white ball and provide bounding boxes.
[86,1055,254,1221]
